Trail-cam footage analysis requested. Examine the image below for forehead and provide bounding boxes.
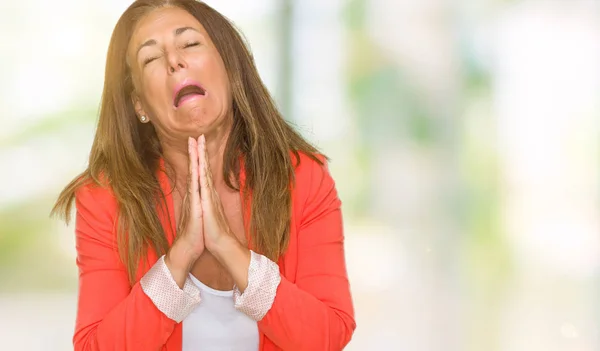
[129,6,207,51]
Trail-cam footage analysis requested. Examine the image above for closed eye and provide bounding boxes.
[143,56,159,66]
[184,42,200,48]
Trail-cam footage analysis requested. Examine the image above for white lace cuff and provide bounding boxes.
[233,250,281,321]
[140,255,201,322]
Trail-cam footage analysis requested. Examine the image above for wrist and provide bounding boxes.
[211,234,242,262]
[211,235,251,292]
[166,241,198,274]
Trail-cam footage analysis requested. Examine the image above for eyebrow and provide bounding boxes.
[136,26,199,57]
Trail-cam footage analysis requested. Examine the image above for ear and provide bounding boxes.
[131,92,149,123]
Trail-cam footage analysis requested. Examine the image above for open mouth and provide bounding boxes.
[173,83,206,107]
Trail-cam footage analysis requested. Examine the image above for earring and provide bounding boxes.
[140,115,148,123]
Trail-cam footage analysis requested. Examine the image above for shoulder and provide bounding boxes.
[74,176,118,217]
[291,151,329,188]
[290,151,337,206]
[289,151,341,234]
[72,177,122,267]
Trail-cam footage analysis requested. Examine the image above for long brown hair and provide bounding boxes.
[52,0,323,284]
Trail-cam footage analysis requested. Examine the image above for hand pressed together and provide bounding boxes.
[165,135,238,285]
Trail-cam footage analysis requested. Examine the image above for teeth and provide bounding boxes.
[175,85,205,107]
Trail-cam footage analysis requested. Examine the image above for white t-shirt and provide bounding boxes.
[182,274,259,351]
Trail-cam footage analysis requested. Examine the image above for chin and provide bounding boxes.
[181,115,217,136]
[180,106,211,124]
[172,105,229,134]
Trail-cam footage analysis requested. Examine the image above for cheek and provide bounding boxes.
[215,59,230,88]
[211,60,231,103]
[196,54,228,87]
[141,73,170,110]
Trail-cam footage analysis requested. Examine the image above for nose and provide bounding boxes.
[167,52,187,74]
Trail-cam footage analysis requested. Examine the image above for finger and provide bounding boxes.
[188,137,201,210]
[199,136,225,222]
[201,135,215,190]
[198,135,209,205]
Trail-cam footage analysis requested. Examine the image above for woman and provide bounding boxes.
[52,1,355,350]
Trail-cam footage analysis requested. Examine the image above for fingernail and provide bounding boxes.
[188,137,193,149]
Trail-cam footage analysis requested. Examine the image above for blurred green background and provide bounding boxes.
[1,0,600,350]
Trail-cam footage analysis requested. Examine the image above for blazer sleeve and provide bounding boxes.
[73,184,200,351]
[257,159,357,350]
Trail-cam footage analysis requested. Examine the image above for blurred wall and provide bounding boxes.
[1,0,599,350]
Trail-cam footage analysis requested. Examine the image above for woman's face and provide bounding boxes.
[127,6,231,142]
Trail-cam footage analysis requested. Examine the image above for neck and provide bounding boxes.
[161,119,232,192]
